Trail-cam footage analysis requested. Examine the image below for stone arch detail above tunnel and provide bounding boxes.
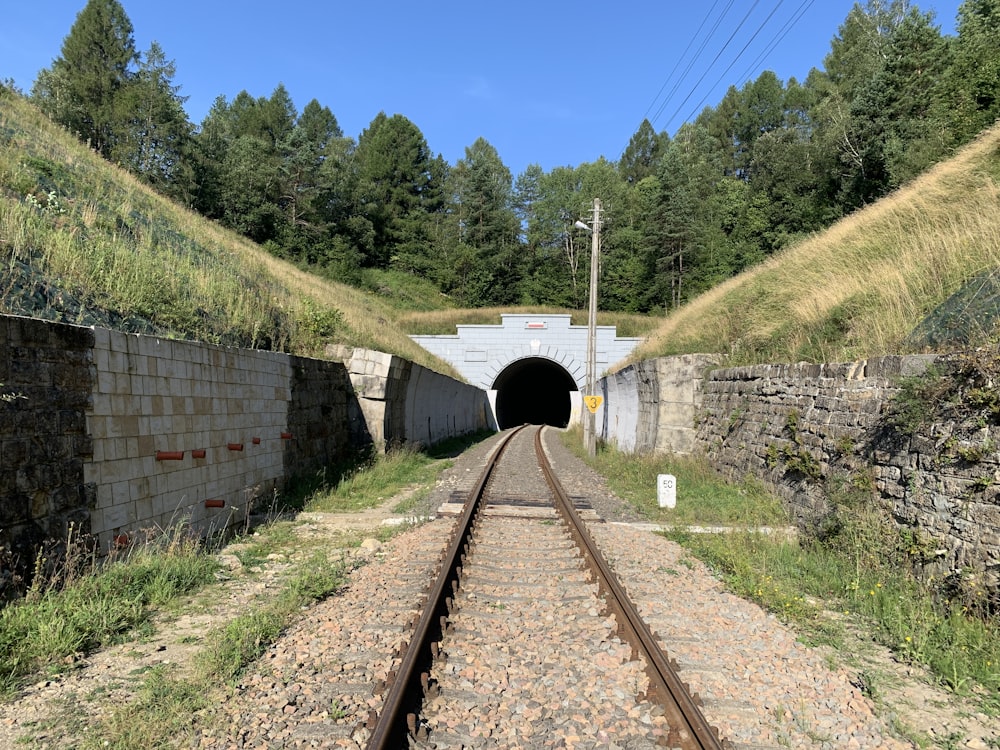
[483,347,584,391]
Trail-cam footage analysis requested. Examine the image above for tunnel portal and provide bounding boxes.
[493,357,578,429]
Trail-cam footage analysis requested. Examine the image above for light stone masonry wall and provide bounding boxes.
[85,329,291,547]
[598,354,720,455]
[409,313,643,393]
[331,346,492,450]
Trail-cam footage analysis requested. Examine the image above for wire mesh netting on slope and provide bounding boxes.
[906,269,1000,351]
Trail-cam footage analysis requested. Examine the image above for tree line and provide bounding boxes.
[19,0,1000,312]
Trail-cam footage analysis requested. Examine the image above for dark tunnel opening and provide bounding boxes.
[493,358,578,429]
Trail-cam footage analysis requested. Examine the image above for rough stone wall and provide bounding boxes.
[0,316,95,573]
[284,356,356,481]
[695,357,934,524]
[695,355,1000,592]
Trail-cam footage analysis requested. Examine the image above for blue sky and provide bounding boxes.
[1,1,963,178]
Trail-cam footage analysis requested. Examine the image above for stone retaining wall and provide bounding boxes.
[599,353,1000,593]
[1,316,488,576]
[598,354,720,455]
[694,357,936,523]
[330,346,493,450]
[1,316,94,571]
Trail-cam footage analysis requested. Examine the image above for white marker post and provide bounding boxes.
[657,474,676,509]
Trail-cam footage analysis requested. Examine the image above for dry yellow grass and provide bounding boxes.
[631,121,1000,366]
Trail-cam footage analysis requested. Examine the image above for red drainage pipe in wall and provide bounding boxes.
[280,432,293,440]
[204,499,225,508]
[227,443,244,451]
[251,437,261,445]
[155,450,184,461]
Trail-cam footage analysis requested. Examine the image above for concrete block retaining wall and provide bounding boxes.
[1,316,487,571]
[331,346,492,449]
[85,328,297,545]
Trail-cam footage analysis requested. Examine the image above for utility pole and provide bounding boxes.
[583,197,601,458]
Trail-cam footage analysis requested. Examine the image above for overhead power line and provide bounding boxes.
[653,0,765,132]
[678,0,793,125]
[731,0,817,89]
[648,0,739,129]
[624,0,820,161]
[640,0,726,124]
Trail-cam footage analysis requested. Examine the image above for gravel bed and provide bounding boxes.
[540,428,645,523]
[194,520,455,749]
[587,523,910,749]
[192,426,910,749]
[419,516,668,749]
[193,432,508,748]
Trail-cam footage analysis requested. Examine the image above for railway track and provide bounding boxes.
[364,425,729,749]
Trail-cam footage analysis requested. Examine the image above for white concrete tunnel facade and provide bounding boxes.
[409,314,644,429]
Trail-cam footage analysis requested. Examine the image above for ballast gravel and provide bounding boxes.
[193,428,910,749]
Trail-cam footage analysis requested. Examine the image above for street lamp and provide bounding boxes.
[575,198,601,458]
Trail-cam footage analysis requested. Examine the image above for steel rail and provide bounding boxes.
[534,426,730,750]
[364,426,525,749]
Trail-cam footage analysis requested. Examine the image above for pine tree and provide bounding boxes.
[32,0,137,158]
[619,119,665,184]
[948,0,1000,141]
[111,42,195,201]
[352,112,437,268]
[449,138,521,306]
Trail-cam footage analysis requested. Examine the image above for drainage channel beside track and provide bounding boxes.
[364,425,728,749]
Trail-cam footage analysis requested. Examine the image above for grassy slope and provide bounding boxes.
[0,90,458,377]
[631,122,1000,367]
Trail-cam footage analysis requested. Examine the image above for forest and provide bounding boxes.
[13,0,1000,312]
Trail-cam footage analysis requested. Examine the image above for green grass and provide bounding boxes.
[0,88,459,374]
[566,431,1000,713]
[195,550,346,685]
[303,445,447,513]
[70,537,350,749]
[359,267,458,313]
[0,525,217,698]
[78,665,209,750]
[303,431,493,513]
[563,426,790,526]
[669,513,1000,708]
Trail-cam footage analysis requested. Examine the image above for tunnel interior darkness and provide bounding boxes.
[493,358,578,429]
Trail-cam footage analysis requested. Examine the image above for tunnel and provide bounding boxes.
[493,357,578,429]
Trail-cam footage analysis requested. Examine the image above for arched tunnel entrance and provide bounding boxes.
[493,358,578,429]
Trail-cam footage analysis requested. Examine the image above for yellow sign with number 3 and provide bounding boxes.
[584,395,603,413]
